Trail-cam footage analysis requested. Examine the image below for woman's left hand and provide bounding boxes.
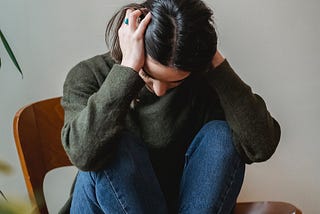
[211,50,225,68]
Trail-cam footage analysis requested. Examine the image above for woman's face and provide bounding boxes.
[140,55,191,97]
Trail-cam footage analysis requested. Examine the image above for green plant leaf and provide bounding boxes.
[0,30,23,78]
[0,190,8,201]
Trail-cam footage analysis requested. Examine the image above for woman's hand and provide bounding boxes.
[118,9,152,72]
[211,50,225,68]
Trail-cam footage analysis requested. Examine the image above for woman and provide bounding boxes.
[60,0,281,213]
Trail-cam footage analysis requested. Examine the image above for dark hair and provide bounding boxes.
[105,0,217,73]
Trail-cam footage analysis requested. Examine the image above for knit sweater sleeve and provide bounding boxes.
[61,57,144,171]
[207,60,281,164]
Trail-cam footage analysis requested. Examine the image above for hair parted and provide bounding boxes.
[105,0,217,73]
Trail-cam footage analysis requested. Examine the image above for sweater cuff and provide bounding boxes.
[96,64,144,102]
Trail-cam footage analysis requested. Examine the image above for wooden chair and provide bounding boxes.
[234,201,302,214]
[13,97,302,214]
[13,97,71,213]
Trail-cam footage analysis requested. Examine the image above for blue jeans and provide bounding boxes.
[70,121,245,214]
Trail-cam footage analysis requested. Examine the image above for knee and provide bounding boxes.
[201,120,231,134]
[200,120,232,142]
[196,120,236,156]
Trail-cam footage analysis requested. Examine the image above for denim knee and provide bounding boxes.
[203,120,233,146]
[185,120,237,162]
[199,120,231,139]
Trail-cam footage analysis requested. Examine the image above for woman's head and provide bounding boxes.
[106,0,217,73]
[144,0,217,73]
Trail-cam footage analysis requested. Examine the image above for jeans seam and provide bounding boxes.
[217,160,242,214]
[103,171,129,214]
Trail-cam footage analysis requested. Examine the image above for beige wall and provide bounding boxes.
[1,0,319,213]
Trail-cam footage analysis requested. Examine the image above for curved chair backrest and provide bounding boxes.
[13,97,71,214]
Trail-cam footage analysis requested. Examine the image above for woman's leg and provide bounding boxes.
[178,120,245,214]
[70,133,168,214]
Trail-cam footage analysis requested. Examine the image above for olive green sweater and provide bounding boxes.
[60,52,280,212]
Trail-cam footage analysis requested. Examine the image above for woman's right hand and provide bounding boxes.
[118,9,152,72]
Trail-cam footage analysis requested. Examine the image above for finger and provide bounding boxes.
[138,69,148,81]
[128,10,143,29]
[125,8,134,17]
[138,71,145,81]
[136,12,152,34]
[138,69,145,78]
[123,9,134,26]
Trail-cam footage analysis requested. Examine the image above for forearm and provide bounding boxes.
[207,60,281,163]
[62,63,144,171]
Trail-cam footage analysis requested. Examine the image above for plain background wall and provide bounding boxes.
[0,0,319,213]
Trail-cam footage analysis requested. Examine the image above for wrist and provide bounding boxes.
[121,61,140,72]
